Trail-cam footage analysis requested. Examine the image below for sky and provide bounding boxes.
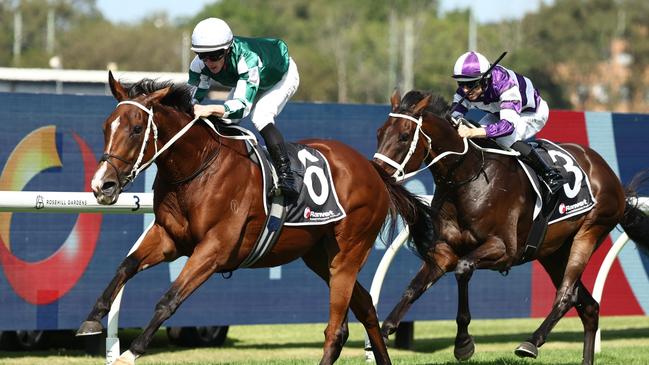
[96,0,552,24]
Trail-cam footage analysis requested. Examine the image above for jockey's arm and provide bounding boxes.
[193,104,226,118]
[458,124,487,138]
[451,91,470,118]
[461,84,520,140]
[221,52,261,120]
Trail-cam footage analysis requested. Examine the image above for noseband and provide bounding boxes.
[374,112,469,181]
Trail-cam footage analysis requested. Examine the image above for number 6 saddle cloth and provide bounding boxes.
[248,141,347,226]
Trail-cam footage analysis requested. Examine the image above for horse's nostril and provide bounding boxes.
[101,181,117,192]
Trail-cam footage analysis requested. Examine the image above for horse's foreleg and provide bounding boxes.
[453,263,474,361]
[381,242,456,339]
[119,242,218,362]
[77,225,177,336]
[453,236,507,360]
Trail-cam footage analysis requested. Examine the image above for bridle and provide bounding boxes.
[101,100,201,191]
[373,112,469,181]
[100,99,257,191]
[100,100,161,190]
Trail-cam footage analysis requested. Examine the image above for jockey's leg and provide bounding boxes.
[251,57,300,201]
[260,124,299,200]
[511,140,565,194]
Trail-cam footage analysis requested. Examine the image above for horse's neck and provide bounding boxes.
[154,113,249,185]
[433,149,517,208]
[424,128,484,187]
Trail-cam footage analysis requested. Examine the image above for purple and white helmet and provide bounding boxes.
[452,51,491,81]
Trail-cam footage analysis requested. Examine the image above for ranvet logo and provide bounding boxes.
[0,126,101,305]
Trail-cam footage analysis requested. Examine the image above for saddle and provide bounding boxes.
[216,123,346,268]
[468,131,596,262]
[515,140,597,262]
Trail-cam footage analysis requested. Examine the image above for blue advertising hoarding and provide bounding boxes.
[1,92,646,331]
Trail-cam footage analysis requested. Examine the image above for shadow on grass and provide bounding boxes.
[392,326,649,355]
[1,325,647,363]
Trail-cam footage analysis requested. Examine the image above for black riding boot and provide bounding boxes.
[260,124,299,200]
[267,143,299,200]
[511,141,566,195]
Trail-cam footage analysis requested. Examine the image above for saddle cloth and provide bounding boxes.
[248,141,347,226]
[517,139,597,225]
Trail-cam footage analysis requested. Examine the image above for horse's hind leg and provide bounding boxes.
[301,244,350,346]
[574,281,599,365]
[348,280,389,364]
[516,227,605,365]
[77,224,178,336]
[381,242,457,339]
[319,237,388,365]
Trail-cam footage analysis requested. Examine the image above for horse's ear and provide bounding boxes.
[413,94,432,115]
[390,88,401,112]
[143,86,171,106]
[108,71,128,102]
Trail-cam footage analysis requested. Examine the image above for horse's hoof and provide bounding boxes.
[114,350,136,365]
[514,341,538,358]
[454,337,475,361]
[381,323,397,337]
[76,321,104,336]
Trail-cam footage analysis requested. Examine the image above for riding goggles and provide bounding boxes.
[457,79,482,90]
[197,50,226,62]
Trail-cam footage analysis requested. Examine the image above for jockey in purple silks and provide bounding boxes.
[450,51,566,195]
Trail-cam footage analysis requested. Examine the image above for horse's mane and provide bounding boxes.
[400,90,502,149]
[399,90,450,119]
[125,79,194,115]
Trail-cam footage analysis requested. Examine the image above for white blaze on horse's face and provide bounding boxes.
[91,116,121,195]
[107,116,121,153]
[92,100,159,205]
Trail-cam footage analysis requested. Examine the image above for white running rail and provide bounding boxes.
[0,190,153,365]
[2,191,647,362]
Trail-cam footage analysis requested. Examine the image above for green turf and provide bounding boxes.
[1,316,648,364]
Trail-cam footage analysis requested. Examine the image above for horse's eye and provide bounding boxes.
[132,125,143,134]
[399,132,410,143]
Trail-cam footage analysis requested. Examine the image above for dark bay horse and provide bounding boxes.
[75,73,433,365]
[373,90,649,365]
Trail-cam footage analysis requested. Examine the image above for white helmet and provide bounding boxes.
[190,18,233,53]
[452,51,491,81]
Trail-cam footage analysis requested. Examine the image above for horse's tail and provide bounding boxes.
[621,170,649,255]
[371,161,436,258]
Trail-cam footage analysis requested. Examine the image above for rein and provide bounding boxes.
[374,112,469,181]
[103,100,257,191]
[374,112,519,183]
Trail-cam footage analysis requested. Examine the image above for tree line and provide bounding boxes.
[2,0,648,111]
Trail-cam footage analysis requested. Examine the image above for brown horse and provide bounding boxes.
[373,90,649,365]
[75,74,434,365]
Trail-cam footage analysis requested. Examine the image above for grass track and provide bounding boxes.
[1,316,648,364]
